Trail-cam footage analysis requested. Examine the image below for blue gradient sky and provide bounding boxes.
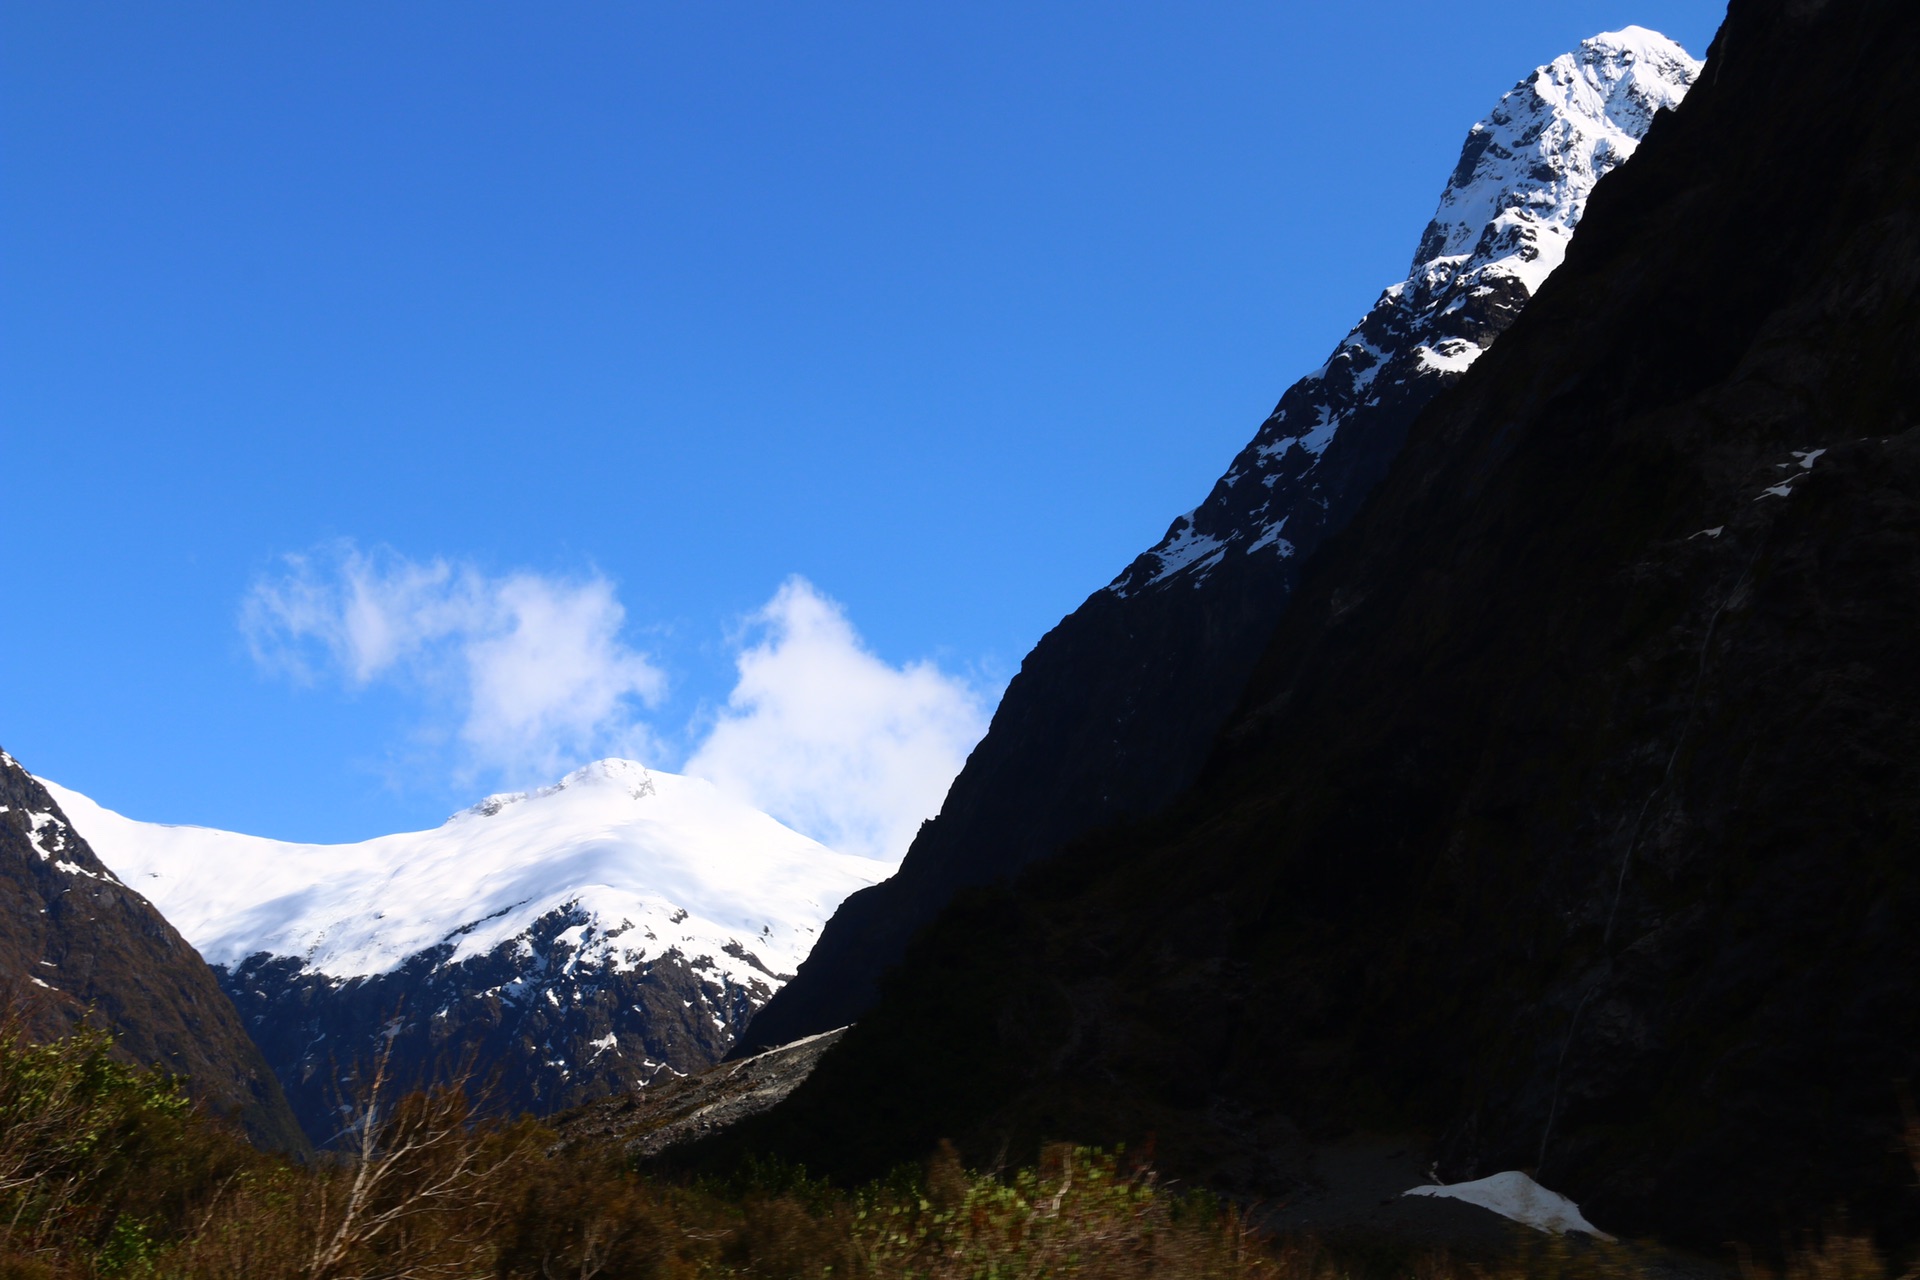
[1,1,1726,843]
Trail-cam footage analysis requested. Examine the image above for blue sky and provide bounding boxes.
[1,1,1726,848]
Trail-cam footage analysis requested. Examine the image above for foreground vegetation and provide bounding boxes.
[0,1022,1912,1280]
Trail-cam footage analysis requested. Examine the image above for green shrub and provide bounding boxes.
[0,1016,257,1274]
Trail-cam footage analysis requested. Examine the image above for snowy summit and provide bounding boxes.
[1110,27,1701,597]
[45,760,884,1139]
[46,760,877,988]
[1410,26,1700,303]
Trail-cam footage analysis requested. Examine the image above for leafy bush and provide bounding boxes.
[0,1014,255,1272]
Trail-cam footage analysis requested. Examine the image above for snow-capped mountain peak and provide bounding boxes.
[1414,26,1700,294]
[45,759,877,987]
[1108,29,1701,599]
[42,762,884,1139]
[461,756,657,819]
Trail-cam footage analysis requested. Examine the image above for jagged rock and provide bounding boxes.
[555,1028,846,1159]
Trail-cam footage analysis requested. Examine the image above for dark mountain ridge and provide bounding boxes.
[736,28,1701,1054]
[693,0,1920,1250]
[222,900,776,1145]
[0,747,306,1152]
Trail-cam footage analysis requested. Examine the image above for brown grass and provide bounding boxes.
[0,1019,1915,1279]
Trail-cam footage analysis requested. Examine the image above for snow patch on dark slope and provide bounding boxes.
[735,29,1701,1055]
[1112,26,1699,598]
[46,762,882,1143]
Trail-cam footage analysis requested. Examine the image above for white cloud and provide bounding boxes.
[684,577,990,863]
[242,543,665,781]
[244,550,990,861]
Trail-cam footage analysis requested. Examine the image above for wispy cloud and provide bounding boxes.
[243,548,991,860]
[242,543,666,782]
[684,577,991,862]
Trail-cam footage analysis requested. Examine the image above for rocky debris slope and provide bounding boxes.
[556,1028,846,1160]
[737,28,1701,1055]
[695,0,1920,1250]
[0,746,305,1151]
[49,761,880,1143]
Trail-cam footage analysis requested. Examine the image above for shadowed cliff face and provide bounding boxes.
[697,0,1920,1249]
[0,748,306,1153]
[736,29,1701,1056]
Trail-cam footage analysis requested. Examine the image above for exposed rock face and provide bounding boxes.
[737,29,1701,1055]
[50,762,880,1144]
[0,747,305,1152]
[218,905,774,1143]
[698,0,1920,1249]
[555,1029,845,1160]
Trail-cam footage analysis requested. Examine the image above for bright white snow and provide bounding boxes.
[42,759,885,993]
[1419,27,1700,298]
[1146,516,1228,583]
[1404,1171,1614,1239]
[1413,341,1481,375]
[26,810,66,861]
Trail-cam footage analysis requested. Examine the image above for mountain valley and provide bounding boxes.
[690,0,1920,1250]
[6,0,1920,1265]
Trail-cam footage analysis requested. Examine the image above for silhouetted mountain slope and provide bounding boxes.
[0,747,305,1153]
[736,29,1702,1054]
[699,0,1920,1249]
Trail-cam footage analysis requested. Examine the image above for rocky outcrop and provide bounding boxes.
[220,905,780,1143]
[737,28,1701,1055]
[697,0,1920,1250]
[0,746,306,1152]
[556,1028,845,1159]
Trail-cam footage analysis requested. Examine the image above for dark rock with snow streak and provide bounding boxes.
[219,903,778,1143]
[0,746,305,1152]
